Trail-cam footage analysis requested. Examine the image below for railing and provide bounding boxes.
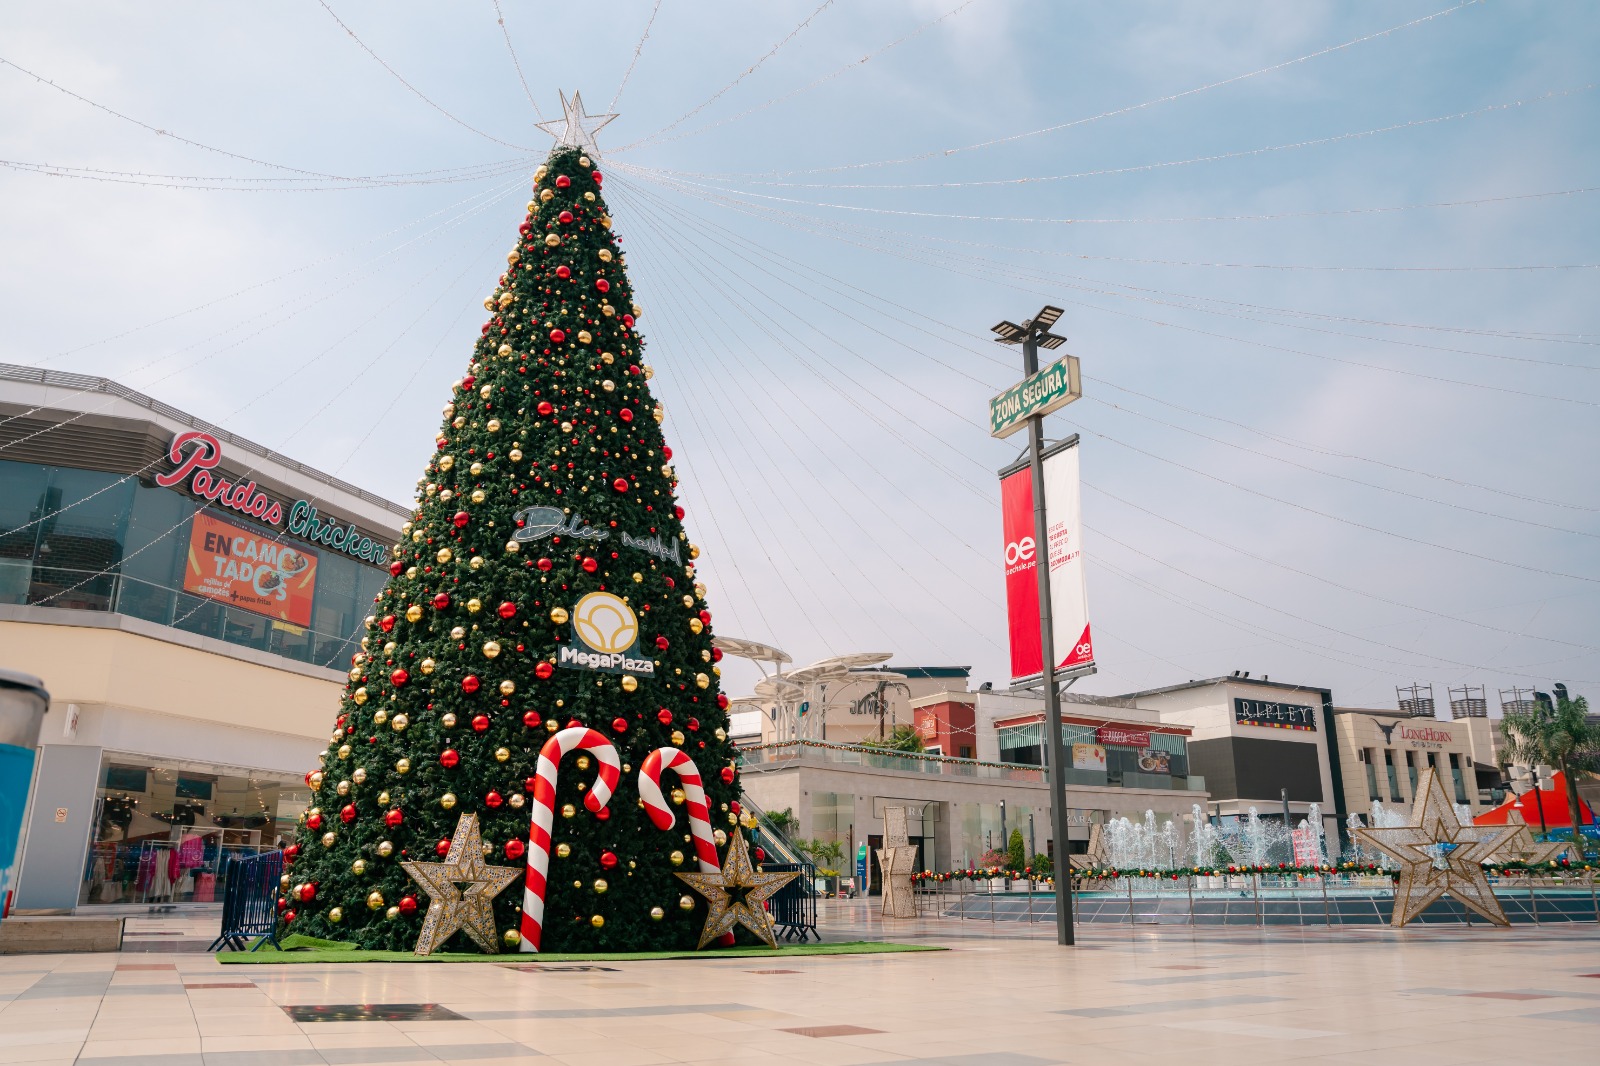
[739,741,1204,793]
[4,567,360,671]
[208,850,283,951]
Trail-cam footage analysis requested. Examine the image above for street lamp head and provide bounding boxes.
[991,320,1025,344]
[993,306,1067,348]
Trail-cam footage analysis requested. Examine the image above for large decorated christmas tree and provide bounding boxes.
[280,95,749,954]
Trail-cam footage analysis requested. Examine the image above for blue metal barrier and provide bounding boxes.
[209,850,283,952]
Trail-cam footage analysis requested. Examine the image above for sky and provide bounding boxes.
[0,0,1595,709]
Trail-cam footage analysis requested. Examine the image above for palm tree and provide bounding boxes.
[1500,690,1600,845]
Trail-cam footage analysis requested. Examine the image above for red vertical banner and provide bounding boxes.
[1000,465,1042,681]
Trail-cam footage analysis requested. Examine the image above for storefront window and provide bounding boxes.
[0,458,393,670]
[79,754,308,906]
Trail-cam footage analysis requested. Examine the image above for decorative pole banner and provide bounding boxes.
[999,439,1094,685]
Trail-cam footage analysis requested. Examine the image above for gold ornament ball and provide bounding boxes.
[499,680,516,696]
[556,842,571,858]
[590,915,605,929]
[670,788,686,805]
[336,779,350,796]
[573,880,582,889]
[395,757,411,774]
[309,771,324,789]
[714,727,727,742]
[441,793,457,810]
[546,718,559,733]
[420,658,435,674]
[378,791,391,806]
[450,627,466,640]
[593,879,608,894]
[727,812,738,826]
[470,489,486,505]
[579,155,591,167]
[583,191,595,202]
[373,709,388,726]
[544,233,561,247]
[688,618,703,635]
[510,793,525,808]
[438,455,455,471]
[670,730,686,747]
[497,341,513,355]
[280,873,291,889]
[352,768,367,784]
[322,831,337,847]
[366,891,386,910]
[576,754,591,771]
[510,448,523,461]
[391,714,409,732]
[352,859,367,875]
[377,840,394,857]
[669,850,684,866]
[620,675,638,693]
[632,572,643,583]
[482,641,501,658]
[540,187,554,202]
[405,605,423,623]
[505,539,520,554]
[337,744,352,759]
[487,419,502,433]
[503,929,521,946]
[713,829,728,847]
[385,906,400,921]
[494,747,511,763]
[353,688,368,705]
[550,606,569,624]
[560,421,574,433]
[329,907,344,923]
[695,673,710,689]
[598,249,612,262]
[577,330,593,345]
[442,712,457,728]
[561,804,577,819]
[436,548,452,564]
[467,597,483,613]
[678,895,695,911]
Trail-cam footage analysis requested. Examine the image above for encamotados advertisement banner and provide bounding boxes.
[1000,440,1093,684]
[185,511,319,626]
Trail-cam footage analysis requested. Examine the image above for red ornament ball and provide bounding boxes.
[581,557,598,573]
[556,265,572,279]
[555,174,571,188]
[662,445,672,460]
[537,401,554,416]
[299,882,316,901]
[390,668,409,687]
[284,909,295,922]
[549,328,567,343]
[453,511,470,528]
[558,210,574,224]
[612,478,628,493]
[687,718,699,732]
[497,600,518,619]
[439,749,460,768]
[535,661,555,679]
[380,614,396,632]
[505,839,526,860]
[755,847,766,863]
[599,850,619,870]
[537,557,553,571]
[654,636,669,651]
[698,609,712,625]
[305,812,323,831]
[399,895,418,915]
[619,408,633,423]
[674,505,685,520]
[591,170,603,184]
[720,766,736,785]
[432,592,451,610]
[340,804,356,824]
[462,675,481,694]
[485,790,503,808]
[622,314,635,327]
[471,714,490,733]
[436,838,452,856]
[711,646,723,663]
[522,710,542,728]
[284,844,300,859]
[611,716,628,734]
[388,560,403,576]
[595,278,610,293]
[729,801,740,816]
[657,709,673,725]
[716,693,730,710]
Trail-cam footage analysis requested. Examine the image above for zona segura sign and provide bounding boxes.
[989,353,1082,439]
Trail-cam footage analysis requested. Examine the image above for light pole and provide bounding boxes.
[991,304,1077,946]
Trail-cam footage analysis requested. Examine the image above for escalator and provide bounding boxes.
[738,793,808,866]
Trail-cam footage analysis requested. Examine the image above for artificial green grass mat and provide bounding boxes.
[217,936,942,964]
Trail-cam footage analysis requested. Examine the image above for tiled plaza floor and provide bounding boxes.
[2,902,1598,1065]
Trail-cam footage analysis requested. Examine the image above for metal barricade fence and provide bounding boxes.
[763,861,818,941]
[209,850,284,952]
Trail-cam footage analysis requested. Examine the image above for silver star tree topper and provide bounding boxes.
[536,90,618,159]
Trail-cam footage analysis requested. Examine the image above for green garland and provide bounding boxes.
[910,858,1596,886]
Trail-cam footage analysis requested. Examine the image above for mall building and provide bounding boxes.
[0,364,405,912]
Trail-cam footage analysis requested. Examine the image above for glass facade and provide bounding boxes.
[0,459,389,669]
[80,753,308,906]
[996,721,1196,791]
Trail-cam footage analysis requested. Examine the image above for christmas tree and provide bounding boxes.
[280,98,743,954]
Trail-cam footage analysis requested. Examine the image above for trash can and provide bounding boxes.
[0,669,49,922]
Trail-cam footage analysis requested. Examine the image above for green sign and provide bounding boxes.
[989,354,1082,439]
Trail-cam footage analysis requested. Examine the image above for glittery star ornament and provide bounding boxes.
[676,828,798,949]
[535,90,618,159]
[400,813,521,955]
[1354,768,1512,927]
[1488,812,1566,867]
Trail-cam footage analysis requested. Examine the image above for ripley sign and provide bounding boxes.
[158,431,388,566]
[1234,697,1318,732]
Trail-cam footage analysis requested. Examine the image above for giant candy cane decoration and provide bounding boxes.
[519,726,621,952]
[638,747,721,874]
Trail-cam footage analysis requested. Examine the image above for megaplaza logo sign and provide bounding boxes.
[557,592,656,676]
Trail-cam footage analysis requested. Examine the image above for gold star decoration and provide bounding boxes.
[1354,768,1512,927]
[676,828,798,949]
[400,813,522,955]
[1488,812,1566,868]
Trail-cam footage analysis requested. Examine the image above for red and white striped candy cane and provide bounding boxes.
[638,747,720,874]
[519,726,620,952]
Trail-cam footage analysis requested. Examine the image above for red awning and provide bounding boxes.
[1474,772,1596,827]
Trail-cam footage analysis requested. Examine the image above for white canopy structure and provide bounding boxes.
[715,637,909,743]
